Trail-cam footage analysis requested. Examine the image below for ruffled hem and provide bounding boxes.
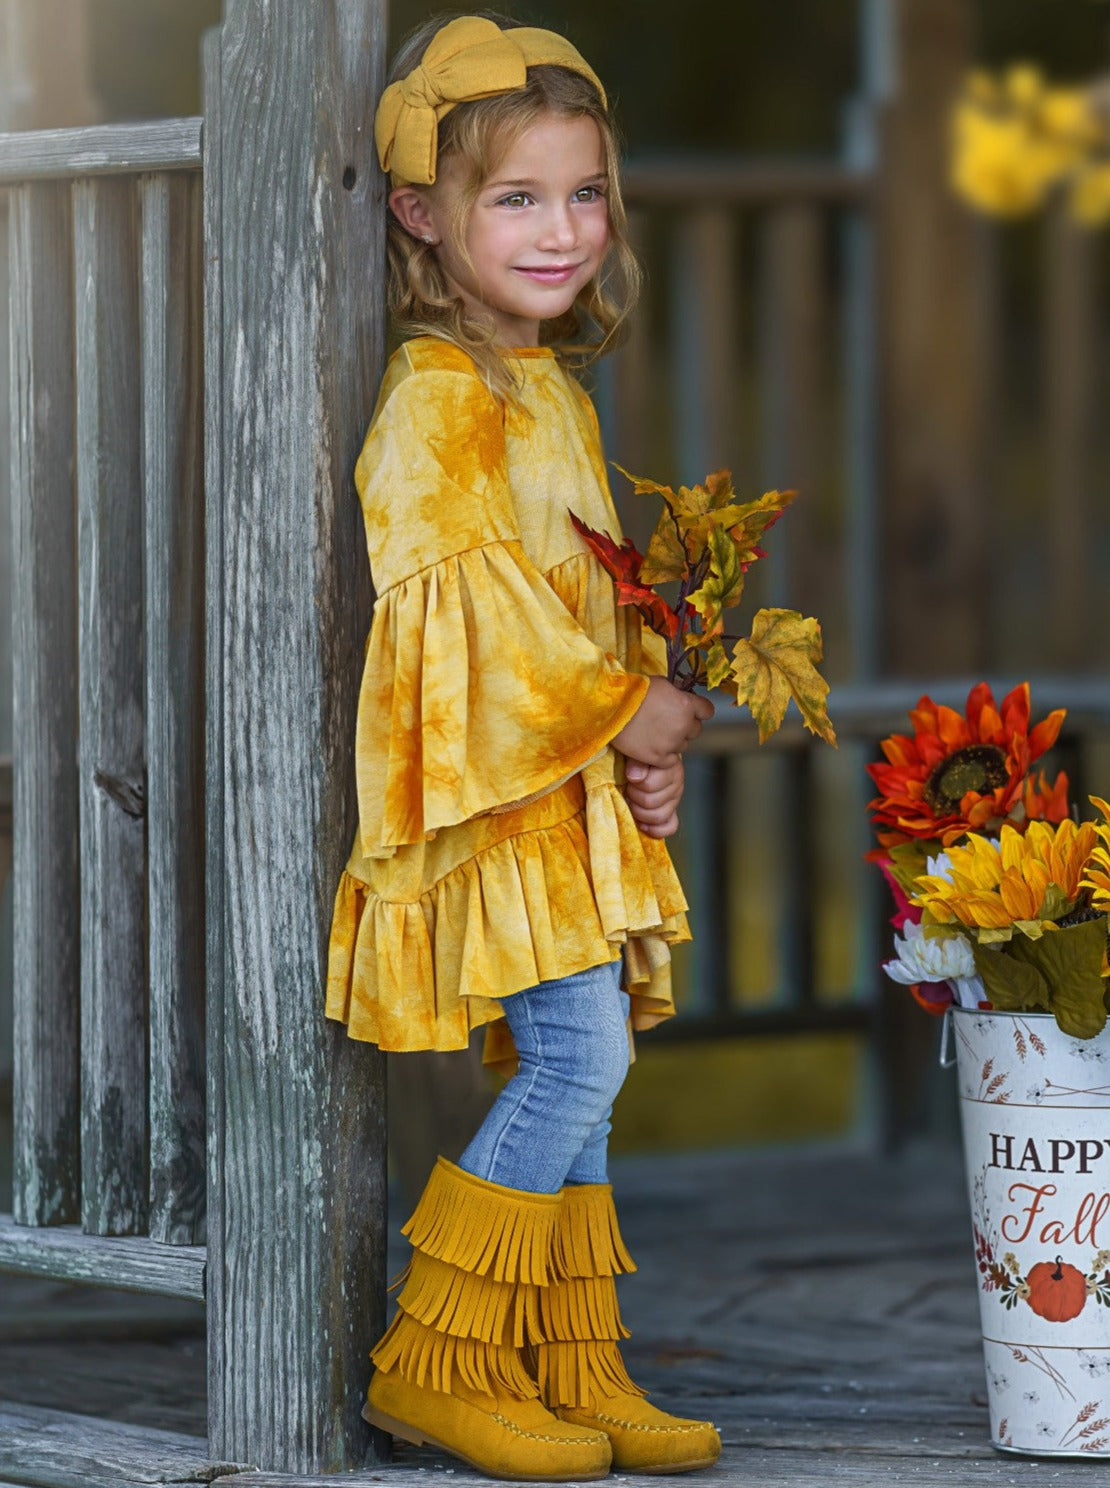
[326,779,689,1074]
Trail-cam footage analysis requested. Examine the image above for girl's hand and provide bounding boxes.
[625,755,684,838]
[612,676,714,767]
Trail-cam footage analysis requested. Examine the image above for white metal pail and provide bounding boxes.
[945,1006,1110,1457]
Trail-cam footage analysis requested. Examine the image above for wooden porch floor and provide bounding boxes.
[0,1140,1100,1486]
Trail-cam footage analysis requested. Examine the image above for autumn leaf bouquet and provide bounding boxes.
[867,682,1110,1039]
[570,467,836,746]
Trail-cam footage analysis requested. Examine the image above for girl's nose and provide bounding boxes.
[537,204,577,250]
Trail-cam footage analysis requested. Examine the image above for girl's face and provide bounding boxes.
[396,111,611,348]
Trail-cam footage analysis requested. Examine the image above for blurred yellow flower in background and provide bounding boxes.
[951,64,1110,224]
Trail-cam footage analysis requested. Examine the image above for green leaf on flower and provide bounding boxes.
[975,918,1108,1039]
[728,608,836,745]
[886,841,932,898]
[1013,918,1048,940]
[1017,919,1108,1039]
[973,944,1048,1010]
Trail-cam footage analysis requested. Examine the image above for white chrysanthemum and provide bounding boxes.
[884,920,984,1008]
[925,851,955,882]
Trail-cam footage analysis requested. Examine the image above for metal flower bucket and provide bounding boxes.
[943,1006,1110,1456]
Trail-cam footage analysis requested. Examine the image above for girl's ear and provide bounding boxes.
[389,186,440,245]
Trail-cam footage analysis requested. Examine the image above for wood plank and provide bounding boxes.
[624,157,872,206]
[205,1,389,1472]
[8,182,81,1227]
[876,0,992,674]
[0,120,201,184]
[756,204,825,1009]
[1044,202,1095,671]
[73,175,148,1236]
[201,22,228,1465]
[0,758,10,906]
[141,172,206,1248]
[0,1401,230,1488]
[668,208,738,1018]
[0,1215,204,1299]
[0,194,11,1097]
[595,208,652,552]
[671,205,738,482]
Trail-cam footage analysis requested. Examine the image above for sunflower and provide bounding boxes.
[914,817,1097,943]
[1079,796,1110,912]
[867,682,1068,850]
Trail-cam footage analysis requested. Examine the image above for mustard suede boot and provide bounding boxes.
[532,1182,722,1475]
[362,1158,612,1482]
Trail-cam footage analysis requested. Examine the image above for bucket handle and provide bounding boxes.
[938,1007,957,1069]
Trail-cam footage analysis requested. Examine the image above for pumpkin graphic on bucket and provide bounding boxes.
[1024,1257,1088,1323]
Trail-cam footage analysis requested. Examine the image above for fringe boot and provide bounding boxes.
[531,1181,722,1474]
[363,1157,611,1482]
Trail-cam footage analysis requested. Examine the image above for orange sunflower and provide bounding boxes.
[867,682,1069,850]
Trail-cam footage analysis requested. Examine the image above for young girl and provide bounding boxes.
[326,13,721,1481]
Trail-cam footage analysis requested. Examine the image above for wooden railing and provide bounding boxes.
[4,119,206,1264]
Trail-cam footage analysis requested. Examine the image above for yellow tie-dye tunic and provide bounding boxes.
[325,337,690,1073]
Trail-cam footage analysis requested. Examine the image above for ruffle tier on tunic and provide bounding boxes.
[326,338,690,1075]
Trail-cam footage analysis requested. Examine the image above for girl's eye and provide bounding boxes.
[499,192,531,208]
[574,185,605,203]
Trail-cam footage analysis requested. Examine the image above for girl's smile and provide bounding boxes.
[390,111,611,347]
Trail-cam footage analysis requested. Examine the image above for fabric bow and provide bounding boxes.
[375,15,607,185]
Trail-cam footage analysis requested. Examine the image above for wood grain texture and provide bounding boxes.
[0,119,201,184]
[0,1400,228,1488]
[1044,204,1094,672]
[205,0,388,1471]
[74,175,149,1236]
[8,182,81,1227]
[141,171,207,1248]
[0,1214,204,1299]
[876,0,991,673]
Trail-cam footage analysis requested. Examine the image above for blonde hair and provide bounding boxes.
[383,11,641,398]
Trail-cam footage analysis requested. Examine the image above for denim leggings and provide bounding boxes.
[458,957,630,1195]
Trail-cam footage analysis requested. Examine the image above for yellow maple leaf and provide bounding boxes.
[639,509,686,584]
[728,608,837,745]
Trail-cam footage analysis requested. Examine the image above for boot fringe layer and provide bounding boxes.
[533,1338,646,1410]
[371,1308,541,1399]
[395,1250,543,1346]
[553,1184,636,1279]
[534,1274,631,1344]
[404,1157,560,1284]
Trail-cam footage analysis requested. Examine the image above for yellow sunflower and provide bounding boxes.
[914,818,1097,943]
[1079,796,1110,911]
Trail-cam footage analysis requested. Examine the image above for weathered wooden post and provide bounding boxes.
[204,0,388,1471]
[877,0,992,676]
[875,0,992,1141]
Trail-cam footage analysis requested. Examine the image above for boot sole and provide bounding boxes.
[361,1401,611,1483]
[619,1456,721,1475]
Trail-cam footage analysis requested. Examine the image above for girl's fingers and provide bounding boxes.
[631,811,679,839]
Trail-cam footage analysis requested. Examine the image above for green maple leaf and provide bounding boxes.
[687,525,747,637]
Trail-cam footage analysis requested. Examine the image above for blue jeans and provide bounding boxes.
[458,957,630,1195]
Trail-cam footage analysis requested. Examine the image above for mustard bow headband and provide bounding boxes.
[375,15,607,186]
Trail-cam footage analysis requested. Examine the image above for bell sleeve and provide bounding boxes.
[354,364,649,855]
